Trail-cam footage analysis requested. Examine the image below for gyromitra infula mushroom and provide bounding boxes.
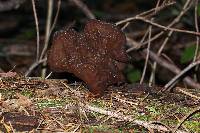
[48,19,129,97]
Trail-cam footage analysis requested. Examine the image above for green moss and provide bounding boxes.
[184,120,200,132]
[180,44,199,64]
[146,106,161,116]
[21,90,34,98]
[0,89,16,99]
[91,100,106,108]
[176,107,191,114]
[136,114,152,121]
[36,99,66,109]
[17,28,36,40]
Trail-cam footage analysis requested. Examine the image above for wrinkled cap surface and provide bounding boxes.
[84,19,129,62]
[48,19,129,97]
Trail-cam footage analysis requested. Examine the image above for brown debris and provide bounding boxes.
[0,112,39,132]
[48,19,129,97]
[0,72,17,78]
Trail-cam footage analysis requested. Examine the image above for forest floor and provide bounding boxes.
[0,73,199,133]
[0,0,200,132]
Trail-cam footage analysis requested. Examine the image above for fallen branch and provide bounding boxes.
[126,39,200,89]
[135,16,200,37]
[25,58,47,77]
[147,50,200,89]
[172,106,200,133]
[82,104,187,133]
[164,60,200,90]
[175,87,200,100]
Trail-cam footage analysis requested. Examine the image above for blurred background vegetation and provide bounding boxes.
[0,0,199,86]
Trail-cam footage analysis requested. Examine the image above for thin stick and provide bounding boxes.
[83,104,186,133]
[193,0,200,80]
[128,0,192,49]
[40,0,61,60]
[126,38,200,89]
[31,0,40,61]
[121,22,130,31]
[140,0,160,83]
[158,0,191,59]
[40,0,53,60]
[140,25,152,84]
[41,0,53,78]
[150,0,192,85]
[135,16,200,37]
[26,0,61,77]
[148,50,200,89]
[49,0,61,38]
[194,0,200,58]
[25,58,47,77]
[116,1,175,25]
[45,72,52,79]
[175,87,200,100]
[172,106,200,133]
[164,60,200,90]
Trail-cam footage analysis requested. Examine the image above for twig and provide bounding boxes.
[137,1,159,84]
[40,0,53,60]
[50,116,67,131]
[155,0,161,10]
[126,39,200,89]
[121,22,130,31]
[116,1,175,25]
[129,0,192,49]
[72,124,81,133]
[31,0,40,61]
[40,0,61,60]
[193,0,200,81]
[25,58,47,77]
[83,104,187,133]
[150,0,192,85]
[140,25,152,84]
[26,0,61,77]
[45,72,52,79]
[175,87,200,100]
[41,0,53,78]
[147,50,200,89]
[142,0,161,85]
[174,115,191,133]
[164,60,200,91]
[49,0,61,39]
[172,106,200,133]
[112,94,138,106]
[69,0,95,19]
[134,16,200,37]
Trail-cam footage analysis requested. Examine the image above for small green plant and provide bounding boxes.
[180,44,199,64]
[18,28,36,40]
[21,90,34,98]
[198,3,200,16]
[125,65,141,83]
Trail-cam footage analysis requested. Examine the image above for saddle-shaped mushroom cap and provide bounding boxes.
[48,19,129,97]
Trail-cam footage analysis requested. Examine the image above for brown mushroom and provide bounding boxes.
[47,19,129,97]
[84,19,129,63]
